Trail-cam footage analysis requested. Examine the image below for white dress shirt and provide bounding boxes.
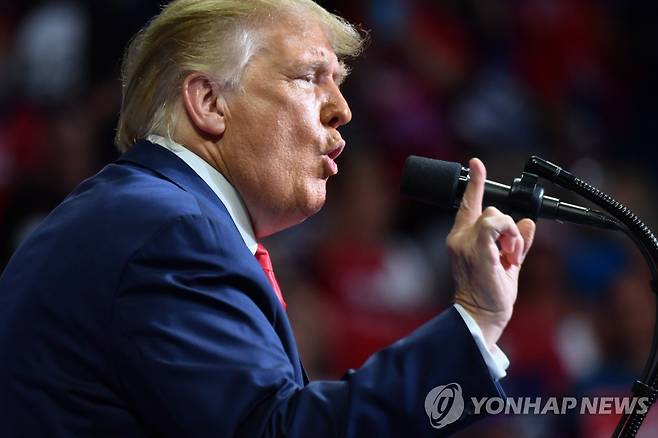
[147,134,510,380]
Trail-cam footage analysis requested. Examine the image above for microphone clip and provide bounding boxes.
[508,172,544,222]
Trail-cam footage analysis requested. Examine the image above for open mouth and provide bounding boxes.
[326,141,345,161]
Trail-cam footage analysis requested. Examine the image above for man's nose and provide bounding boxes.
[321,86,352,129]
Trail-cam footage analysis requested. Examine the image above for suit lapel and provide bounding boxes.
[300,361,309,385]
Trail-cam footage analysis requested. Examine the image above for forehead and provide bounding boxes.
[257,18,341,70]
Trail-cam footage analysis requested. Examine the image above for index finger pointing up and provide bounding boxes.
[454,158,487,228]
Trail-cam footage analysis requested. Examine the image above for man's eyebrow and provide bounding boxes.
[292,58,350,85]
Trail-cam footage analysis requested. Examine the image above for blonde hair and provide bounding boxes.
[115,0,366,151]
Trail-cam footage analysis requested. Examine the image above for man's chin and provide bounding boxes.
[256,193,326,238]
[299,193,326,221]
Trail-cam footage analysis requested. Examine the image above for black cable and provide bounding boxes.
[618,225,658,382]
[525,156,658,438]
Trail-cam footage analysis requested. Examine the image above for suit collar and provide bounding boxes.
[117,139,229,220]
[146,135,258,254]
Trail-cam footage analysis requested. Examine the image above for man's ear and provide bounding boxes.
[181,73,227,137]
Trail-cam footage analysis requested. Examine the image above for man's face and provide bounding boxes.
[219,17,352,238]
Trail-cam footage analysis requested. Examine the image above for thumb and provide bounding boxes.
[517,218,536,262]
[454,158,486,228]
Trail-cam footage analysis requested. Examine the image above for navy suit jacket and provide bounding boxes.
[0,140,503,437]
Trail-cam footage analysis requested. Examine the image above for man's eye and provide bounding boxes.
[298,74,315,83]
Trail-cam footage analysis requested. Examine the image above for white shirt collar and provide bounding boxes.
[147,135,258,255]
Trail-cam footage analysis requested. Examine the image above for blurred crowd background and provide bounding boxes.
[1,0,657,436]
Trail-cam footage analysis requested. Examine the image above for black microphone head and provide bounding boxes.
[400,156,463,208]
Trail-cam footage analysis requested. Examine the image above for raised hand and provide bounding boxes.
[447,158,536,350]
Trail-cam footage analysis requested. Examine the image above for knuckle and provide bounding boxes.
[446,232,463,250]
[459,197,472,212]
[478,216,493,229]
[504,216,521,234]
[483,206,500,217]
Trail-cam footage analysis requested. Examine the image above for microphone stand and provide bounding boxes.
[525,156,658,438]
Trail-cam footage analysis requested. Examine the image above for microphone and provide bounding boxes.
[400,155,619,230]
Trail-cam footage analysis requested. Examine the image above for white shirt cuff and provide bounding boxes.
[453,303,510,381]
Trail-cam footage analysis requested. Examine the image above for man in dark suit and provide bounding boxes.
[0,0,535,436]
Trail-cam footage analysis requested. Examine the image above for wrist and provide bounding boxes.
[453,299,510,350]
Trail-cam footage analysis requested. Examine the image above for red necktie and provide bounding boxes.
[255,243,287,310]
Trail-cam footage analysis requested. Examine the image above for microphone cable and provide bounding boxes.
[525,156,658,438]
